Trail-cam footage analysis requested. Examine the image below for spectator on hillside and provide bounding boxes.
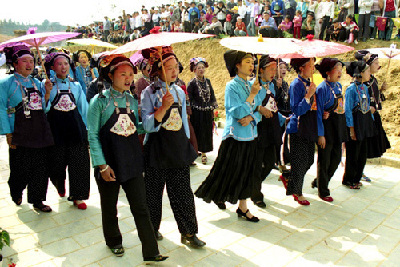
[172,20,183,32]
[206,6,215,23]
[358,0,373,42]
[301,13,315,37]
[172,1,183,23]
[192,18,201,33]
[215,1,227,27]
[338,0,355,22]
[259,11,278,37]
[278,15,293,37]
[271,0,285,26]
[189,2,201,28]
[247,0,260,36]
[205,16,223,34]
[103,16,111,41]
[153,9,161,26]
[319,0,334,40]
[234,16,248,35]
[198,4,207,22]
[237,0,248,21]
[182,2,191,32]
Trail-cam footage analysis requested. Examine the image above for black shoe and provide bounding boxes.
[33,202,52,212]
[110,244,125,257]
[311,179,317,189]
[155,231,163,241]
[144,255,169,262]
[215,202,226,210]
[254,201,266,208]
[181,234,206,248]
[236,208,259,222]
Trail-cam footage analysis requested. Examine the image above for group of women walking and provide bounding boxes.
[0,42,390,261]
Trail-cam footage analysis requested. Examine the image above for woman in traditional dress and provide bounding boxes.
[284,58,317,206]
[195,50,264,222]
[0,45,54,212]
[44,52,90,209]
[141,46,205,248]
[342,60,375,189]
[311,58,347,202]
[187,57,218,165]
[87,54,167,261]
[355,50,391,182]
[73,50,99,95]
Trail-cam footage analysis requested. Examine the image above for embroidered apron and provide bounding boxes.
[47,85,87,145]
[323,90,348,144]
[297,81,318,142]
[99,97,143,183]
[352,84,376,141]
[10,80,54,148]
[258,86,282,147]
[145,101,197,169]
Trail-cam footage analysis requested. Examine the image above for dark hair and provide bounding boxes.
[315,58,342,79]
[190,60,209,72]
[346,60,368,78]
[346,14,354,20]
[290,58,315,74]
[285,15,291,20]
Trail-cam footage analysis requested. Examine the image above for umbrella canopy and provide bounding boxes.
[110,31,214,54]
[220,36,300,56]
[66,38,118,49]
[269,37,355,58]
[365,47,400,60]
[0,32,81,51]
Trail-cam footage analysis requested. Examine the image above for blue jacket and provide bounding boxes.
[271,0,285,15]
[286,75,312,134]
[222,76,265,141]
[345,82,373,127]
[316,80,342,136]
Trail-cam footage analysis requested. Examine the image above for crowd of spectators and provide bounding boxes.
[66,0,400,44]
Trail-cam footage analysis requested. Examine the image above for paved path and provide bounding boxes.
[1,132,400,267]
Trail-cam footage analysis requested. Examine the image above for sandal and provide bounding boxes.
[110,244,125,257]
[361,174,371,182]
[33,202,52,212]
[201,154,207,165]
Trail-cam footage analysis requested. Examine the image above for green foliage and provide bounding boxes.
[0,228,11,251]
[0,19,66,36]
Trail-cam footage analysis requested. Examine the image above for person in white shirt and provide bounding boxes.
[181,2,191,32]
[130,13,136,32]
[238,0,248,21]
[319,0,335,40]
[153,9,162,26]
[358,0,373,41]
[338,0,354,22]
[136,11,144,28]
[309,0,324,39]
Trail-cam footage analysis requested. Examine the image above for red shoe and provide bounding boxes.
[279,175,288,189]
[320,196,334,202]
[293,195,310,206]
[74,200,87,210]
[58,192,66,197]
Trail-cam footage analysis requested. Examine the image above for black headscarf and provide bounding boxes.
[223,50,252,78]
[315,58,343,78]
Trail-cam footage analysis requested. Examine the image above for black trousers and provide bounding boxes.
[301,29,315,38]
[95,172,159,258]
[343,139,368,185]
[319,16,331,40]
[260,27,278,37]
[145,165,198,235]
[358,13,371,40]
[8,146,50,204]
[251,144,276,203]
[49,143,90,200]
[286,133,315,196]
[315,140,342,198]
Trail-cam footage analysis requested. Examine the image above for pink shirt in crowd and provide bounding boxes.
[279,21,293,31]
[293,15,302,27]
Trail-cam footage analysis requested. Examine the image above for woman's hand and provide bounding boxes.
[276,78,282,88]
[370,106,376,114]
[238,115,253,127]
[323,111,330,120]
[305,82,316,99]
[6,133,16,149]
[162,91,174,110]
[258,106,273,118]
[250,79,261,95]
[99,164,116,182]
[349,127,357,141]
[318,136,326,149]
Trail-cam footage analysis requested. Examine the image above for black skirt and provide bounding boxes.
[195,137,259,204]
[190,109,214,153]
[367,112,391,158]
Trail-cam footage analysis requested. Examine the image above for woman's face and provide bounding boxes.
[236,56,254,78]
[300,60,314,78]
[194,63,206,77]
[346,17,351,24]
[142,63,151,77]
[260,62,277,82]
[52,56,70,79]
[326,63,342,83]
[161,57,179,83]
[369,59,380,74]
[278,63,287,78]
[109,64,135,92]
[78,52,89,66]
[14,55,35,77]
[361,67,371,82]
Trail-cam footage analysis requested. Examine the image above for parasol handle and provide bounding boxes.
[278,59,281,79]
[35,42,49,81]
[256,54,261,82]
[158,48,170,93]
[310,58,314,84]
[386,58,391,80]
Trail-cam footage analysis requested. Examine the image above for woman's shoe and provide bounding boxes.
[181,234,206,248]
[254,201,266,208]
[73,200,87,210]
[279,175,288,189]
[33,202,52,212]
[201,154,207,165]
[110,244,125,257]
[320,196,334,202]
[155,231,163,241]
[144,255,169,262]
[293,195,310,206]
[13,197,22,206]
[236,208,259,222]
[361,173,371,182]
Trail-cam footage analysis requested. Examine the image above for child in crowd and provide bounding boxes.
[341,14,359,44]
[293,10,302,39]
[234,16,248,36]
[278,15,293,37]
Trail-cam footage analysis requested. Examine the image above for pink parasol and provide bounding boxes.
[0,31,81,79]
[110,27,214,55]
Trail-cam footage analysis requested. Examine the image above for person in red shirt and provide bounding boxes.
[234,17,248,36]
[379,0,399,40]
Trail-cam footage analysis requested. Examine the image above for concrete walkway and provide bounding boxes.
[1,132,400,267]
